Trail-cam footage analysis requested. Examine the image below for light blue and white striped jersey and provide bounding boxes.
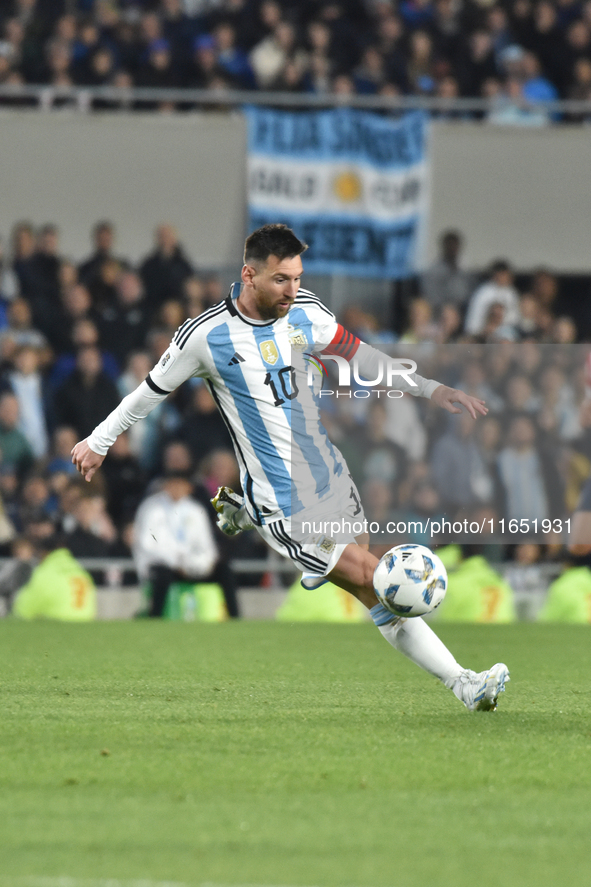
[146,284,346,524]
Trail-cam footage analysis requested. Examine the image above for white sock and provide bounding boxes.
[378,617,463,688]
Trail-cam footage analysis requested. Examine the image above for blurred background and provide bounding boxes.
[0,0,590,624]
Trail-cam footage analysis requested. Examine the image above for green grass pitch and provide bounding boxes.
[1,620,590,887]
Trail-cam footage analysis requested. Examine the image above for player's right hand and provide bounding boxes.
[71,439,105,482]
[211,486,246,536]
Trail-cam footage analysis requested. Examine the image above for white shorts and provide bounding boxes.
[256,475,366,581]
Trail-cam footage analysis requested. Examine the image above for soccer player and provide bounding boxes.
[72,224,509,711]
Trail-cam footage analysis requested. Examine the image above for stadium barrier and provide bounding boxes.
[1,83,591,117]
[0,556,563,621]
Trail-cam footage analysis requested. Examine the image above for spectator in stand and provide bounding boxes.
[528,1,566,93]
[497,413,563,526]
[78,221,120,287]
[537,363,580,442]
[71,17,102,83]
[384,392,428,463]
[250,20,307,90]
[214,21,255,89]
[139,224,193,310]
[304,20,333,92]
[421,229,474,313]
[43,38,73,87]
[186,34,221,88]
[456,358,505,413]
[49,317,120,390]
[161,0,194,64]
[464,260,521,337]
[64,490,118,559]
[431,409,495,516]
[353,45,386,94]
[183,276,206,319]
[97,270,150,365]
[407,30,435,94]
[29,223,62,305]
[399,298,439,343]
[161,438,194,477]
[136,38,180,92]
[55,477,84,535]
[133,469,219,617]
[78,44,116,87]
[8,344,49,460]
[0,234,19,305]
[400,0,434,31]
[376,12,409,92]
[345,400,407,495]
[0,391,34,478]
[460,30,498,97]
[486,5,515,68]
[52,344,121,440]
[175,380,233,469]
[11,221,37,304]
[566,57,591,122]
[157,299,185,338]
[0,462,20,529]
[488,73,551,126]
[504,374,540,419]
[436,302,463,343]
[46,425,79,477]
[18,473,53,528]
[43,281,94,354]
[0,298,50,366]
[99,431,146,529]
[86,257,122,311]
[521,49,559,102]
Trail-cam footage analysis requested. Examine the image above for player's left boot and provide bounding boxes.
[211,486,254,536]
[452,663,510,711]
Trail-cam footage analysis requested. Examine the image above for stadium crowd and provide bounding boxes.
[0,218,588,601]
[1,0,591,119]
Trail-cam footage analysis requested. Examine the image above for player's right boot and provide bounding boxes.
[211,486,254,536]
[452,663,510,711]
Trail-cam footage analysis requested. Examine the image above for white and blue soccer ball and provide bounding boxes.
[373,544,447,617]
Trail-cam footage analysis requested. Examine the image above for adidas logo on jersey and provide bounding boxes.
[228,352,245,366]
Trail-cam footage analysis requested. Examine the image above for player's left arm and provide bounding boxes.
[320,322,487,417]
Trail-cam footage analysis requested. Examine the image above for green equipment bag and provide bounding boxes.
[161,582,227,622]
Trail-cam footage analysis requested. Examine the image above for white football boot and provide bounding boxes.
[452,663,510,711]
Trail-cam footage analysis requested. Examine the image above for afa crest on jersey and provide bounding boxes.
[287,326,308,350]
[259,340,279,365]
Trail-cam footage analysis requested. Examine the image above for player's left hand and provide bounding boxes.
[431,385,488,419]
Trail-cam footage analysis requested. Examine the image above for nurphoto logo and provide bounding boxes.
[304,353,417,398]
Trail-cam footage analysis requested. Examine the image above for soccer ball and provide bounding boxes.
[373,544,447,617]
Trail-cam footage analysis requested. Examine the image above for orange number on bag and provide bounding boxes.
[70,576,88,609]
[481,585,501,622]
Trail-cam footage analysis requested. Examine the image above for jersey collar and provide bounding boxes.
[225,282,281,327]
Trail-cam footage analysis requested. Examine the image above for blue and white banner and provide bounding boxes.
[245,107,430,279]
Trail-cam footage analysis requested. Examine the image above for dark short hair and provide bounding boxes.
[440,229,462,246]
[244,224,308,265]
[490,259,511,276]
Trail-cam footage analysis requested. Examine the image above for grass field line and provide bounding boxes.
[0,878,325,887]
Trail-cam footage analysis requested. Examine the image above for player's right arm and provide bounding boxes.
[72,333,205,481]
